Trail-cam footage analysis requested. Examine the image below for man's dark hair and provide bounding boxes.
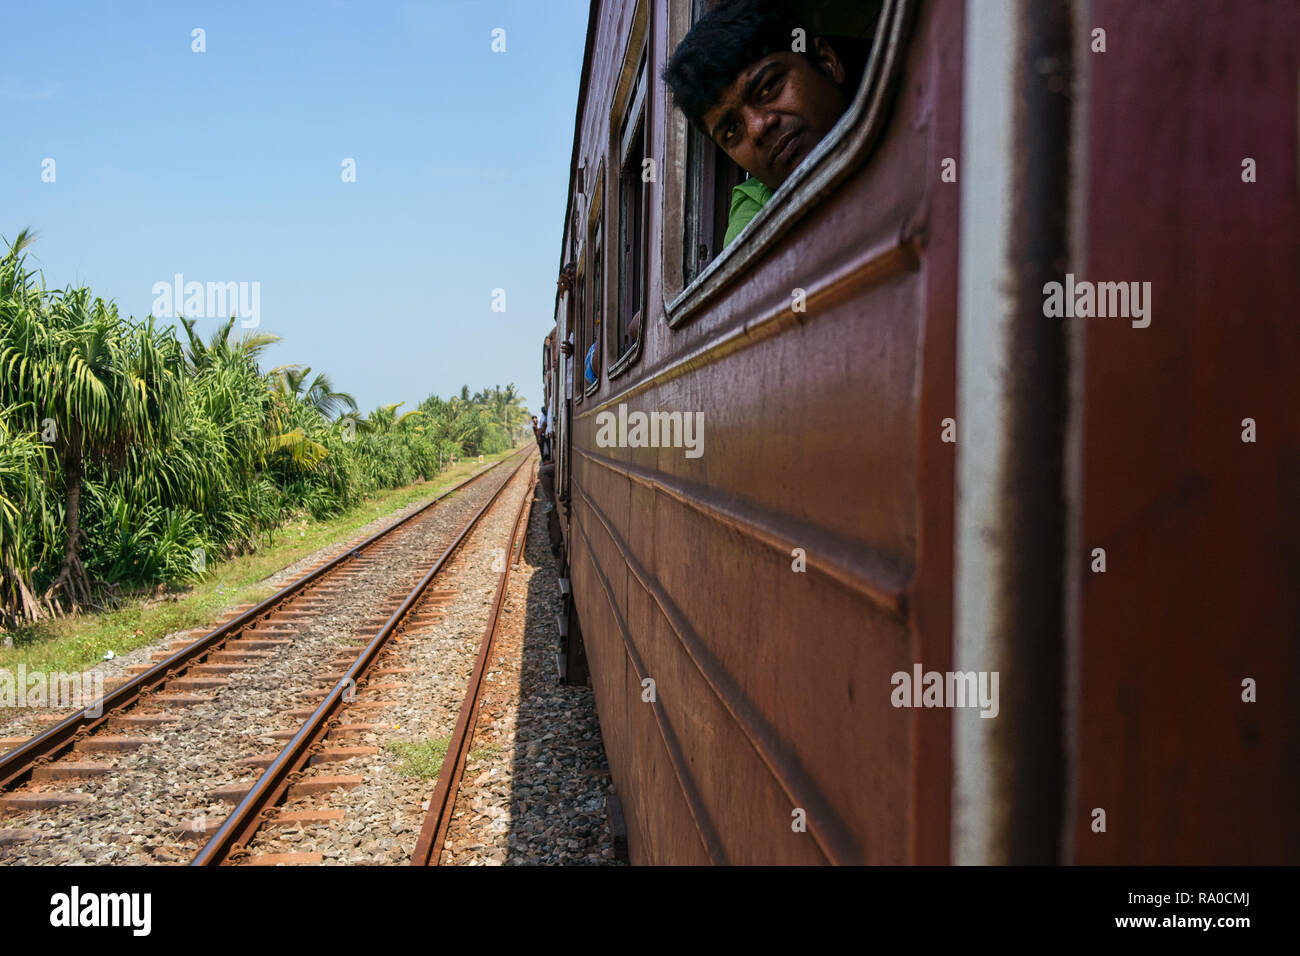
[662,0,807,133]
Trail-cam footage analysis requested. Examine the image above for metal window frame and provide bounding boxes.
[583,163,605,399]
[606,0,652,381]
[661,0,916,329]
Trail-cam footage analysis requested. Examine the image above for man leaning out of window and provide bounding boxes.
[663,0,868,248]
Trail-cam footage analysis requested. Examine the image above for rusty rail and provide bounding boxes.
[410,458,537,866]
[193,451,536,865]
[0,451,527,792]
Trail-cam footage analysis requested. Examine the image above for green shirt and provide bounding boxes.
[723,177,774,248]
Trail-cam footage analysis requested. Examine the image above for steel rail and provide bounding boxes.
[0,451,527,791]
[192,450,536,865]
[409,458,536,866]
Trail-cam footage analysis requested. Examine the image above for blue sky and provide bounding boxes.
[0,0,588,416]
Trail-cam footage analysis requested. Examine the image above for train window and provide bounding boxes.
[662,0,898,326]
[573,252,585,406]
[613,57,647,371]
[683,127,747,284]
[586,221,604,395]
[681,0,747,284]
[606,12,650,380]
[541,337,551,396]
[583,166,604,396]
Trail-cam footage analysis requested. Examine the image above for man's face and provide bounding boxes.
[701,39,848,189]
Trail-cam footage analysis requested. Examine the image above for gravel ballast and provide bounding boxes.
[0,460,522,865]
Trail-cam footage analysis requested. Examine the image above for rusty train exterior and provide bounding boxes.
[538,0,1299,865]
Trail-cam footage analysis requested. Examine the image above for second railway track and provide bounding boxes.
[410,455,534,866]
[0,450,533,865]
[196,453,538,865]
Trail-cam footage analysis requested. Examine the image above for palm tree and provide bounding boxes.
[269,366,358,420]
[363,402,424,434]
[180,316,280,374]
[446,391,486,453]
[0,406,52,627]
[261,367,357,472]
[0,243,186,609]
[498,383,526,446]
[469,384,526,448]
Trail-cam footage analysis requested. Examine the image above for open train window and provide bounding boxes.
[607,6,650,380]
[662,0,900,325]
[683,125,747,284]
[616,73,646,362]
[681,0,747,284]
[542,335,552,408]
[586,221,604,396]
[573,251,586,406]
[584,166,605,397]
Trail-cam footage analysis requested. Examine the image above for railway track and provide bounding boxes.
[194,452,537,865]
[409,454,534,866]
[0,449,533,864]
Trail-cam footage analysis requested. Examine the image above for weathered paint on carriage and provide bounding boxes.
[551,0,1299,865]
[556,0,958,864]
[1065,0,1300,864]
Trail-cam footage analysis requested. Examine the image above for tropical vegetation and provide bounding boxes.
[0,230,528,632]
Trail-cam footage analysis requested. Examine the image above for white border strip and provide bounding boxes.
[953,0,1021,866]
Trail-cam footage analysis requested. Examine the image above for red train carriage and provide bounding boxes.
[545,0,1300,864]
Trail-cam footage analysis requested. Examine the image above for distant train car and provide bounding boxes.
[545,0,1299,864]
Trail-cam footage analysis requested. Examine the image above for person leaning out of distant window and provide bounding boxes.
[538,407,552,462]
[626,312,642,354]
[557,261,577,298]
[557,262,577,380]
[584,317,602,389]
[663,0,869,248]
